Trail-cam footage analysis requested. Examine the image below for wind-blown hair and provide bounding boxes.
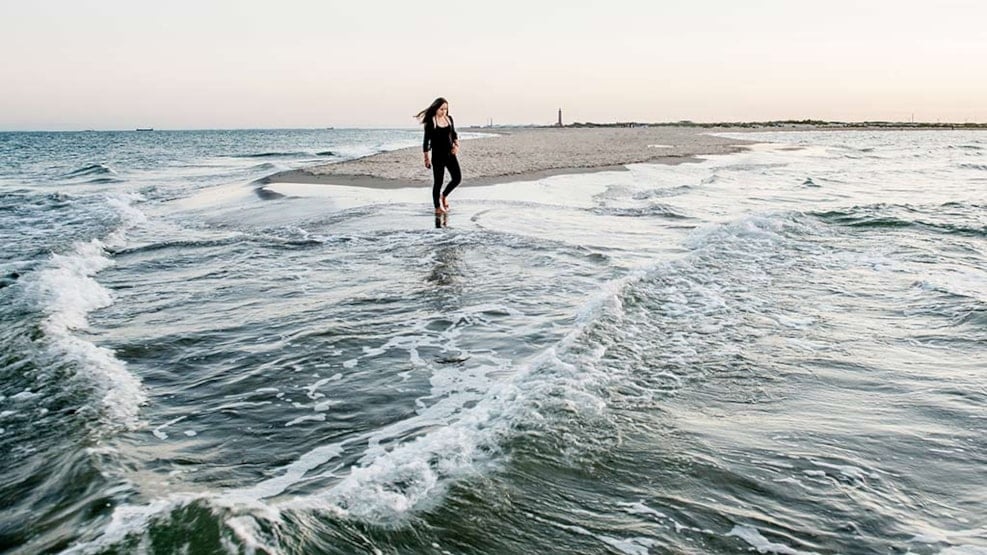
[415,97,449,124]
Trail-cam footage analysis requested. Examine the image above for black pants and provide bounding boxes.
[432,154,462,208]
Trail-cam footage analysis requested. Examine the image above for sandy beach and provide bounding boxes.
[264,126,756,188]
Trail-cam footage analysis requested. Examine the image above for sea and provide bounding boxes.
[0,128,984,555]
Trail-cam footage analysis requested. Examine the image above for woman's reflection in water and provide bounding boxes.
[425,218,471,364]
[435,212,448,229]
[426,243,464,288]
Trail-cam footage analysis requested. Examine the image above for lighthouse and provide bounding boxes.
[557,108,563,127]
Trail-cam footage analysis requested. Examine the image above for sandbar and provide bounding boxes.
[263,126,756,189]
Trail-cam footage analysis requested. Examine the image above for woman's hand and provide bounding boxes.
[451,140,460,156]
[424,153,431,169]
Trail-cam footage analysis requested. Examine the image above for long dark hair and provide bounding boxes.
[415,97,449,124]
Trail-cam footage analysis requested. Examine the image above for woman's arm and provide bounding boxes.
[450,116,459,155]
[423,121,432,168]
[423,121,432,167]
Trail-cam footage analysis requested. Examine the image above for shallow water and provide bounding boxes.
[1,128,985,554]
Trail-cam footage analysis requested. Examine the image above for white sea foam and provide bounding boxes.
[270,272,640,523]
[222,515,278,555]
[285,414,326,427]
[619,501,669,520]
[939,548,987,555]
[939,545,987,555]
[915,266,987,304]
[808,459,879,480]
[31,193,148,432]
[11,390,38,402]
[728,525,816,555]
[61,495,195,555]
[152,416,186,440]
[64,262,644,551]
[530,512,659,555]
[907,523,987,553]
[599,536,659,555]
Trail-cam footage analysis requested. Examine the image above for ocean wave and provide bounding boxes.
[812,204,987,237]
[949,144,983,151]
[234,150,333,159]
[912,261,987,319]
[0,189,32,210]
[717,162,788,173]
[62,163,116,178]
[632,185,695,199]
[109,236,243,257]
[254,186,286,200]
[959,163,987,171]
[25,193,148,433]
[592,203,690,219]
[237,151,308,158]
[328,142,415,161]
[0,270,21,289]
[109,232,324,258]
[31,240,146,431]
[46,191,71,203]
[60,262,647,551]
[84,177,125,184]
[941,201,987,210]
[728,525,815,555]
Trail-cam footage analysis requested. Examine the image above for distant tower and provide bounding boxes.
[557,108,563,127]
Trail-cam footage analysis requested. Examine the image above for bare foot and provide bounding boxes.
[441,196,450,211]
[434,207,447,215]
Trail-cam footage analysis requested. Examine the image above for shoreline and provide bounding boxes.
[262,126,756,190]
[261,164,646,190]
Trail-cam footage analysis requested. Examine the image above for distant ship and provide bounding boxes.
[136,128,154,132]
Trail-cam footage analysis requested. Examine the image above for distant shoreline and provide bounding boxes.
[522,119,987,130]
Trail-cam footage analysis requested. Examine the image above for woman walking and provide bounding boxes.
[416,97,461,215]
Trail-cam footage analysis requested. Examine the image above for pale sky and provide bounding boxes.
[2,0,985,130]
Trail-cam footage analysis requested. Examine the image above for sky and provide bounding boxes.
[1,0,985,130]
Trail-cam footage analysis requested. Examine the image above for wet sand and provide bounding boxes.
[263,126,756,188]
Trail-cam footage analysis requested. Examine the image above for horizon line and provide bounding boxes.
[2,119,987,133]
